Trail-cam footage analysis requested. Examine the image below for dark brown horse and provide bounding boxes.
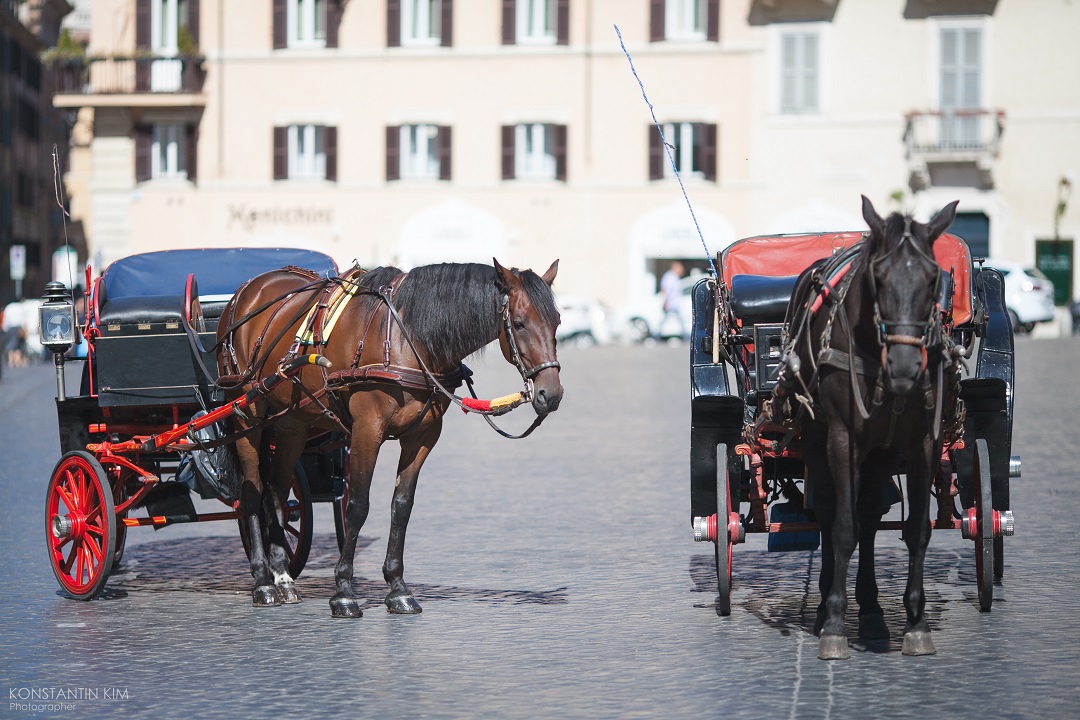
[779,196,959,658]
[216,259,563,616]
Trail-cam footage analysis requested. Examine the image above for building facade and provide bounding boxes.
[1,0,77,306]
[54,0,1080,316]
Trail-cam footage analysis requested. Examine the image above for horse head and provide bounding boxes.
[861,195,958,396]
[493,258,564,417]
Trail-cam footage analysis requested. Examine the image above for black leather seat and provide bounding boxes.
[729,274,799,325]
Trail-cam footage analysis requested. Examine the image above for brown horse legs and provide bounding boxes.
[330,442,377,618]
[383,430,439,614]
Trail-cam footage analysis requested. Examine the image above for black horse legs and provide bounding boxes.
[901,440,936,655]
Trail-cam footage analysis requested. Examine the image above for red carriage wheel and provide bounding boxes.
[238,462,313,580]
[46,452,117,600]
[973,438,994,612]
[715,443,734,616]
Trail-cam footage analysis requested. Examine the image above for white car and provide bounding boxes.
[555,295,613,348]
[982,259,1056,334]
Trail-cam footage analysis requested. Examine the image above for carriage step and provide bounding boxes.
[767,502,820,552]
[140,482,197,529]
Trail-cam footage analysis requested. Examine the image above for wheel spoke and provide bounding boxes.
[56,484,76,512]
[59,544,77,574]
[84,532,103,563]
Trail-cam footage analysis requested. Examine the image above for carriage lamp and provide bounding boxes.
[39,281,76,401]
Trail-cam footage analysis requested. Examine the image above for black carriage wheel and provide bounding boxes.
[974,438,994,612]
[994,536,1004,580]
[111,468,131,570]
[715,443,733,616]
[238,462,313,580]
[46,451,117,600]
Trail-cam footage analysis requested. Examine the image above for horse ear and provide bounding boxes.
[861,195,885,238]
[493,257,516,293]
[925,200,959,243]
[540,260,559,287]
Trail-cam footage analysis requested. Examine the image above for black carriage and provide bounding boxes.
[43,247,352,600]
[688,229,1018,616]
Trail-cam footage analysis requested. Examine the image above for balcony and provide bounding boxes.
[51,55,207,109]
[903,110,1005,191]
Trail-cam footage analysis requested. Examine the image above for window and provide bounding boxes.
[151,124,187,179]
[273,125,337,180]
[650,0,718,43]
[273,0,341,49]
[648,122,716,181]
[394,0,447,46]
[150,0,182,91]
[939,26,983,149]
[386,124,451,181]
[780,30,819,115]
[502,0,568,46]
[136,0,199,92]
[501,124,567,181]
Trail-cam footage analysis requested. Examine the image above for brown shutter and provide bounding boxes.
[441,0,453,47]
[556,0,569,45]
[502,0,516,45]
[273,126,288,179]
[135,0,151,90]
[701,123,717,182]
[273,0,287,49]
[385,126,400,181]
[501,125,515,179]
[325,126,337,181]
[387,0,401,47]
[135,124,152,182]
[327,0,342,48]
[187,0,200,48]
[707,0,719,42]
[649,0,664,42]
[438,125,452,181]
[648,126,663,180]
[136,0,150,50]
[186,123,198,182]
[553,124,567,181]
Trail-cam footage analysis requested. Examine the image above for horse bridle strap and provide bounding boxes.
[499,294,561,381]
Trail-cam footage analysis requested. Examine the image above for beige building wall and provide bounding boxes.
[61,0,1080,317]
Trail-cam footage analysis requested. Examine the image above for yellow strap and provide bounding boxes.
[296,272,363,346]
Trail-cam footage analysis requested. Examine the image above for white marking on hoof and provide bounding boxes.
[274,571,294,585]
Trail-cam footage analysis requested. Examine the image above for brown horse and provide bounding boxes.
[216,259,563,616]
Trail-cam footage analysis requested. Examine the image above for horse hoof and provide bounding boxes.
[252,585,283,607]
[385,593,422,615]
[278,582,302,605]
[818,635,851,660]
[329,595,363,619]
[902,631,936,656]
[858,613,890,640]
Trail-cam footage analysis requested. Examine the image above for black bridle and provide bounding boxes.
[499,293,561,386]
[866,217,943,370]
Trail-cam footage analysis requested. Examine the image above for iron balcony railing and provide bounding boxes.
[50,55,206,96]
[903,109,1006,157]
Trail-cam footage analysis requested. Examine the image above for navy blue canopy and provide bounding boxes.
[100,247,339,300]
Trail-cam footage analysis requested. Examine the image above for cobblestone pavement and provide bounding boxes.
[1,338,1078,719]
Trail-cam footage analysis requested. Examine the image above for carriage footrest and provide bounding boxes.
[140,483,197,529]
[767,501,820,552]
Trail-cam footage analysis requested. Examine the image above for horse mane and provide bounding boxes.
[361,262,557,369]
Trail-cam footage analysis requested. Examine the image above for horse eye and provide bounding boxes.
[513,319,526,331]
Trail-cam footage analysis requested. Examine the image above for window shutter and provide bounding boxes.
[186,123,198,182]
[273,0,287,50]
[701,123,717,182]
[649,0,664,42]
[327,0,342,48]
[135,0,151,91]
[135,124,152,182]
[438,126,452,181]
[441,0,453,47]
[707,0,719,42]
[387,0,401,48]
[135,0,150,50]
[325,126,337,181]
[501,125,515,180]
[502,0,516,45]
[553,124,567,181]
[802,34,818,112]
[187,0,201,48]
[386,126,400,181]
[780,33,797,113]
[273,126,288,180]
[557,0,569,45]
[648,126,663,180]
